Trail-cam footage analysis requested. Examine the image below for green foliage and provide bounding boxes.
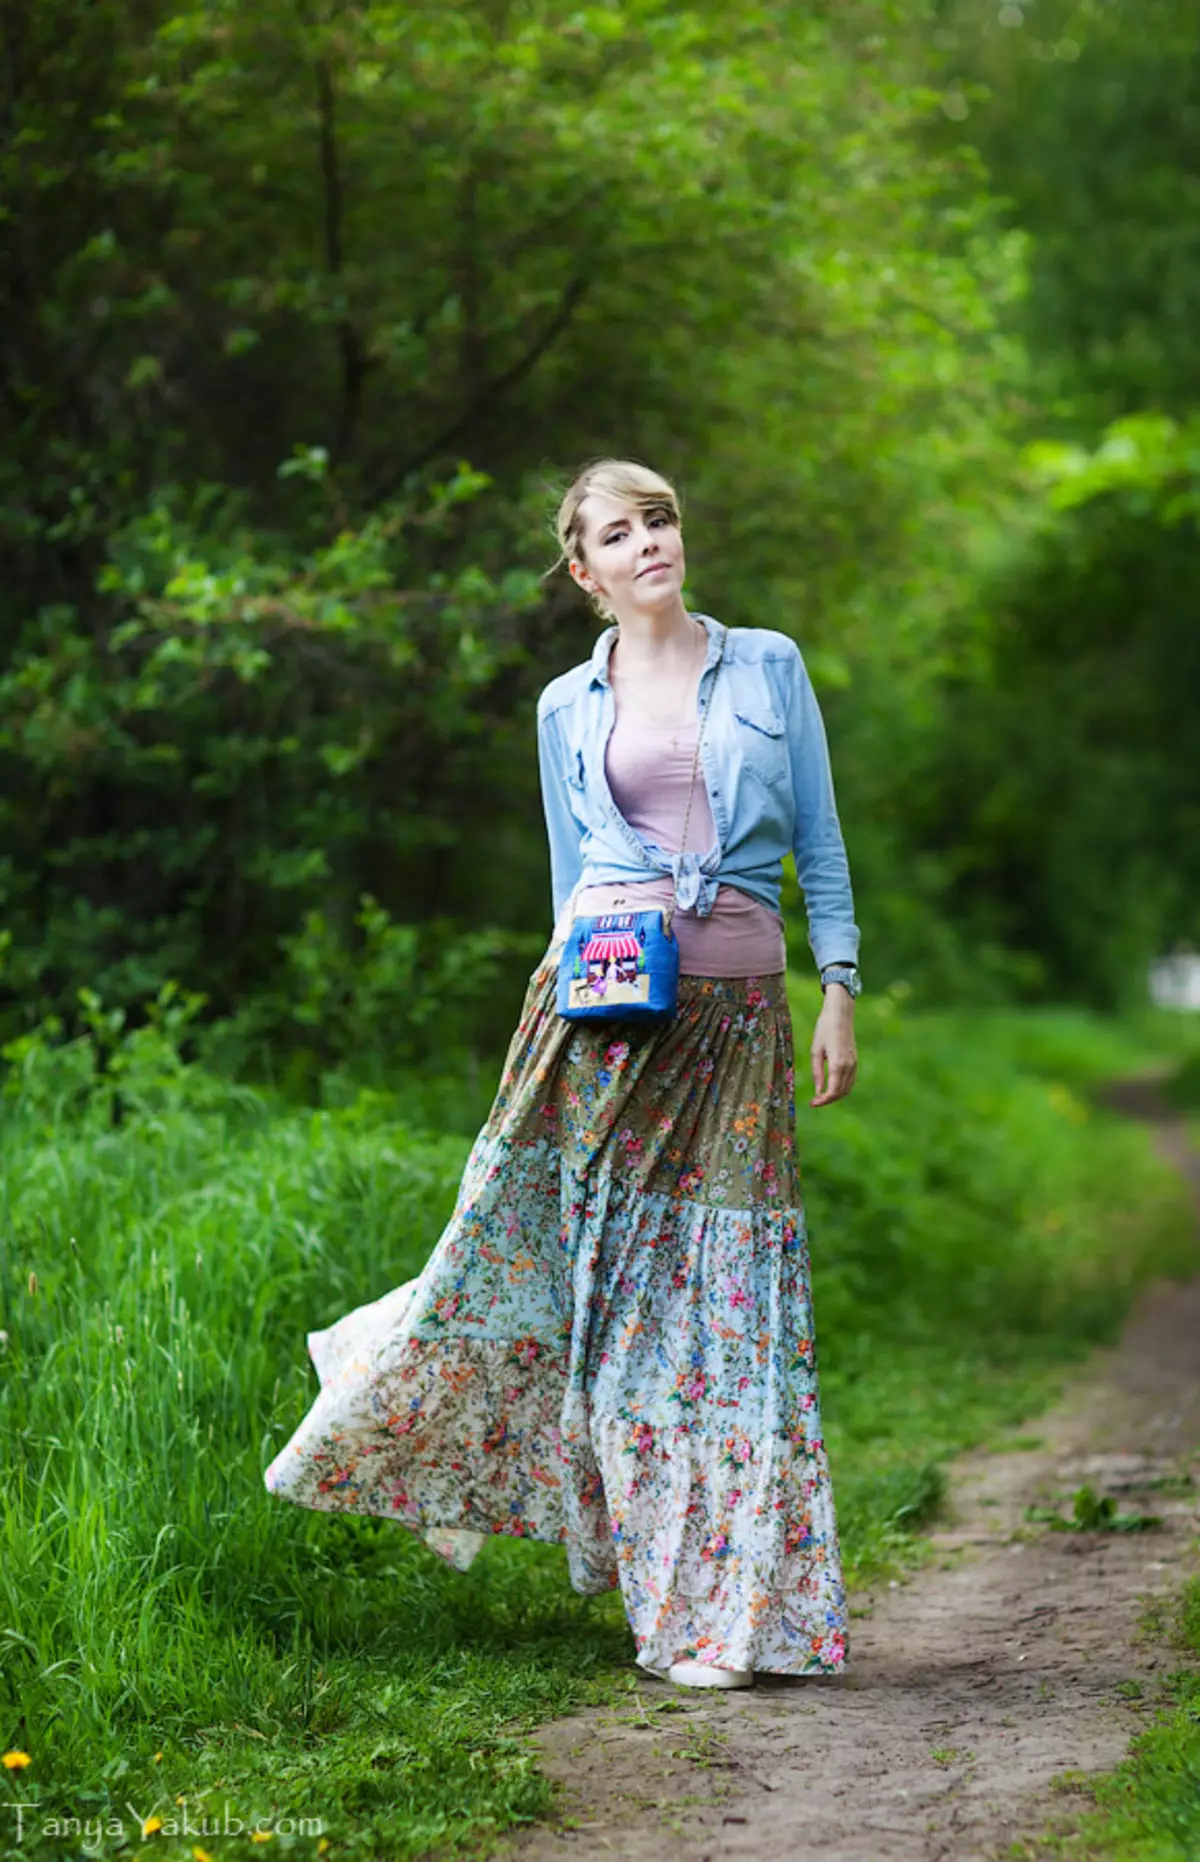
[5,0,1200,1026]
[1025,414,1200,529]
[0,995,1192,1853]
[0,0,1033,1038]
[941,0,1200,422]
[1164,1054,1200,1113]
[901,0,1200,1002]
[0,469,550,1052]
[1024,1484,1163,1534]
[208,893,543,1095]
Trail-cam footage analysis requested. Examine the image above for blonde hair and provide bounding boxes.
[549,457,683,621]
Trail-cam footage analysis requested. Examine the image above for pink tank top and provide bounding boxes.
[571,705,786,979]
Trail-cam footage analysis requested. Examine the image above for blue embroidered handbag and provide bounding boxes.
[556,626,724,1024]
[557,906,680,1022]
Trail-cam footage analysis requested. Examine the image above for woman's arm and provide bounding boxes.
[784,643,860,974]
[536,701,585,924]
[810,981,858,1108]
[783,643,860,1107]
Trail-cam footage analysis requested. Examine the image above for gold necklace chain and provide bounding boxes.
[667,626,724,921]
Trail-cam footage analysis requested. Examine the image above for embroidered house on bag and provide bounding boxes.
[568,914,651,1008]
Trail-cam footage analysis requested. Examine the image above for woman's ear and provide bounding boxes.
[568,557,596,594]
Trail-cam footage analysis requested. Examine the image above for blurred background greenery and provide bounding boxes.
[4,0,1200,1086]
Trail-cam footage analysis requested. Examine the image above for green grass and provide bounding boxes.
[954,1005,1200,1093]
[1030,1578,1200,1860]
[0,987,1196,1859]
[790,986,1197,1581]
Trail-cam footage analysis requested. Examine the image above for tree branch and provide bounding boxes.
[366,273,590,504]
[315,52,370,462]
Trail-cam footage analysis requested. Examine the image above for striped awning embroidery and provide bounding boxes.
[581,931,640,962]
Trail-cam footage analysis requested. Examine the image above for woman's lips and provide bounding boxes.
[638,563,670,577]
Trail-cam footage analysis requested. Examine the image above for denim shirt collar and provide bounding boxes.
[587,610,724,689]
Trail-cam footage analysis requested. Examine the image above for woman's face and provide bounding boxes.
[569,492,686,617]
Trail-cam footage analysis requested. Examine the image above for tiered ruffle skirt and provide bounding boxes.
[264,954,847,1676]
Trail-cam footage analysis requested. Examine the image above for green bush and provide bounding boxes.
[1164,1052,1200,1113]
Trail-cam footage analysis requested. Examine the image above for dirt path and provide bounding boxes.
[511,1085,1200,1862]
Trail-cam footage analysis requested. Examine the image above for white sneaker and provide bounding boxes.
[667,1660,754,1690]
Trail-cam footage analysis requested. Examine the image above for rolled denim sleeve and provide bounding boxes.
[536,701,584,923]
[784,644,861,973]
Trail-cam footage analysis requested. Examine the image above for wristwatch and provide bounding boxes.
[819,963,862,999]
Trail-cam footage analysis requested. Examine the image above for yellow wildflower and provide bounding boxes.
[142,1815,164,1837]
[2,1752,31,1769]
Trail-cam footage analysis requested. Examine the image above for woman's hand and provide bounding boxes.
[810,987,857,1107]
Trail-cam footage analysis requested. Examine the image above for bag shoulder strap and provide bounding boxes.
[665,622,727,935]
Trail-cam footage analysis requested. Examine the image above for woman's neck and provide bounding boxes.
[609,601,704,677]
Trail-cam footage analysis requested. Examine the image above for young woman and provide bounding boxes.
[264,458,861,1690]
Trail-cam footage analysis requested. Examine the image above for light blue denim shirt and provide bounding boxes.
[535,612,860,974]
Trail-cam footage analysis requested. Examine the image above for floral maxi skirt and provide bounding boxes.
[263,956,848,1676]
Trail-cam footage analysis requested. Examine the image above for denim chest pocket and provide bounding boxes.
[734,705,790,791]
[566,747,587,793]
